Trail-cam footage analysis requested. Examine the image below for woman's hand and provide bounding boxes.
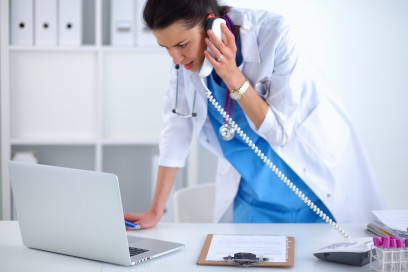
[204,23,246,90]
[125,166,178,230]
[124,210,162,230]
[204,22,269,129]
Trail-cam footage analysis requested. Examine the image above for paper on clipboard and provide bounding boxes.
[197,234,295,267]
[205,235,287,262]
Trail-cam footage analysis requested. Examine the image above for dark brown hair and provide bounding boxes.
[143,0,230,30]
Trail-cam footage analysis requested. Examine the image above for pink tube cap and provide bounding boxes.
[396,239,403,248]
[373,237,383,247]
[383,237,390,249]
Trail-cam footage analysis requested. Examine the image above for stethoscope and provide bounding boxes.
[171,63,272,141]
[171,64,197,118]
[171,64,236,141]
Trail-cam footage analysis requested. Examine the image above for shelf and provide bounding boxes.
[102,145,160,213]
[1,0,197,221]
[9,45,98,52]
[11,145,96,171]
[10,51,98,140]
[102,51,171,140]
[11,138,160,146]
[11,139,98,146]
[9,45,164,53]
[101,138,160,145]
[100,46,163,53]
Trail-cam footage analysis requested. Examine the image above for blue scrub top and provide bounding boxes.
[207,35,334,223]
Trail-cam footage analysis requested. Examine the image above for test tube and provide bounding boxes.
[396,239,404,272]
[373,237,383,265]
[383,236,391,271]
[390,238,397,271]
[404,239,408,271]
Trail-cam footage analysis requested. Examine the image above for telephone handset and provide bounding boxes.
[199,18,226,78]
[198,27,349,237]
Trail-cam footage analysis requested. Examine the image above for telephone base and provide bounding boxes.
[313,237,373,266]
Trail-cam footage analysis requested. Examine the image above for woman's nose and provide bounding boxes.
[168,48,183,65]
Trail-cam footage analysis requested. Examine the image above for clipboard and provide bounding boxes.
[197,234,295,267]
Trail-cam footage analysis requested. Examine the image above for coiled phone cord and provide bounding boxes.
[201,77,350,239]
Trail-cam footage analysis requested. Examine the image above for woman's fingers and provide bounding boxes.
[205,37,223,60]
[206,24,236,55]
[222,23,237,51]
[204,22,239,80]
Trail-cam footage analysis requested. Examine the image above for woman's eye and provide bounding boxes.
[179,43,187,48]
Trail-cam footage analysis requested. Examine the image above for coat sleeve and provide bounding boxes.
[251,17,307,147]
[158,67,194,168]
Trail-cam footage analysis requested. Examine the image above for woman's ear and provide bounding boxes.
[204,13,216,32]
[206,13,215,20]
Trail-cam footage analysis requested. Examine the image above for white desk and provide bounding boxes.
[0,221,372,271]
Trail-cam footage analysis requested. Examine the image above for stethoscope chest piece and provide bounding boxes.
[219,123,235,141]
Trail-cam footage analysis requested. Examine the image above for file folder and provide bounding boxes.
[10,0,34,45]
[135,0,157,46]
[110,0,135,46]
[58,0,82,46]
[35,0,57,45]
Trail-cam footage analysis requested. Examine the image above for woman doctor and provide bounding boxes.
[124,0,385,229]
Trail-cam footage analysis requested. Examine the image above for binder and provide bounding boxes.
[10,0,34,45]
[35,0,57,45]
[110,0,135,46]
[58,0,82,46]
[134,0,157,46]
[197,234,295,267]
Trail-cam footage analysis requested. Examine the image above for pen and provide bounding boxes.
[125,220,140,230]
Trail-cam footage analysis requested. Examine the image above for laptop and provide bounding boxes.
[8,161,184,266]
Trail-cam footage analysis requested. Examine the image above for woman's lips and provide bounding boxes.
[184,61,194,70]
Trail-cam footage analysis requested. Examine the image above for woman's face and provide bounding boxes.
[153,20,207,72]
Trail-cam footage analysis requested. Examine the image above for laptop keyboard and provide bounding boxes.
[129,247,149,257]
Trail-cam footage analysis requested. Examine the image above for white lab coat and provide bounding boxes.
[158,8,385,223]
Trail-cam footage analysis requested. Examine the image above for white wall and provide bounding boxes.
[0,0,9,219]
[217,0,408,209]
[0,108,2,219]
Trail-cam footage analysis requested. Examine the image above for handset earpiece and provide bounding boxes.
[199,18,226,78]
